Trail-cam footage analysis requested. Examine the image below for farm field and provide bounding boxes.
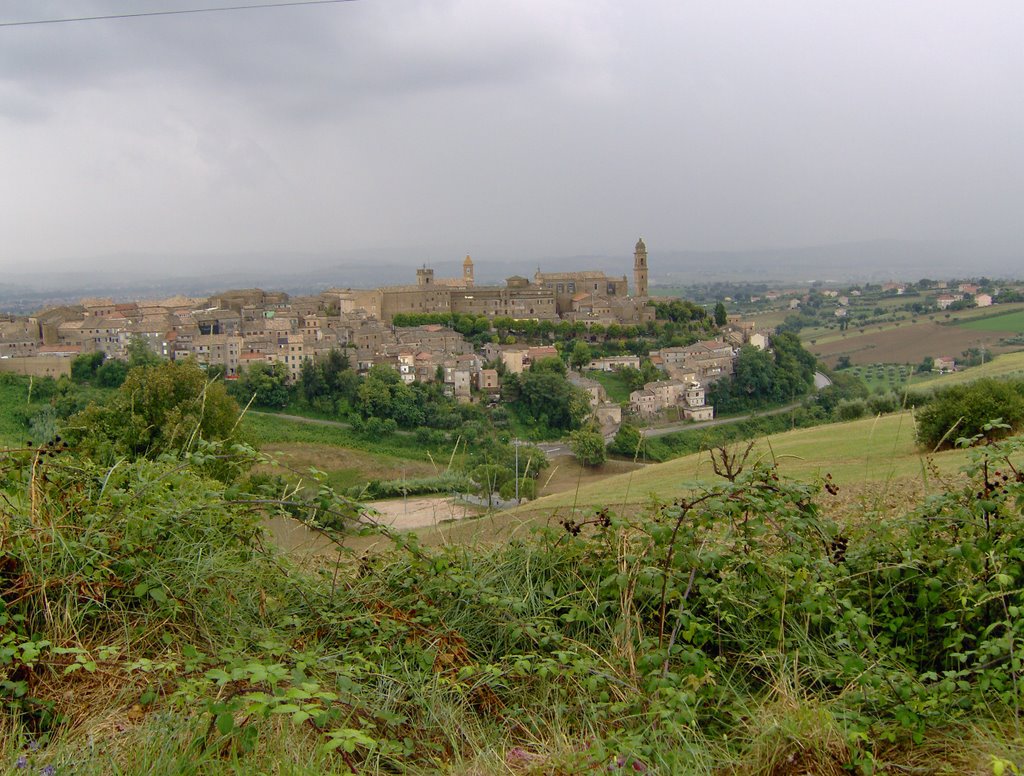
[810,320,1017,368]
[957,308,1024,333]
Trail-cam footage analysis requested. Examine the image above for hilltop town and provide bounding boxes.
[0,241,783,429]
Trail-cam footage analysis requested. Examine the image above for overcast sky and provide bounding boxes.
[1,0,1022,274]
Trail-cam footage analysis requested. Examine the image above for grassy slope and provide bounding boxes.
[383,411,977,550]
[913,350,1024,390]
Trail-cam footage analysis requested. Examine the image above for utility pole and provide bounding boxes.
[514,438,520,503]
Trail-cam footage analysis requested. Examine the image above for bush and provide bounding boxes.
[570,428,607,467]
[834,398,867,421]
[915,378,1024,449]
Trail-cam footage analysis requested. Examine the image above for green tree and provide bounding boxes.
[915,378,1024,450]
[570,427,607,467]
[231,362,290,409]
[71,351,105,383]
[608,422,646,459]
[127,335,162,368]
[569,341,593,370]
[65,359,241,462]
[95,358,129,388]
[714,301,728,327]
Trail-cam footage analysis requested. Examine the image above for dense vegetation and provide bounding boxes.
[1,429,1021,772]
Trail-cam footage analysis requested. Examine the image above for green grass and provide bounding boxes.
[584,369,632,403]
[957,308,1024,333]
[241,411,435,461]
[915,350,1024,390]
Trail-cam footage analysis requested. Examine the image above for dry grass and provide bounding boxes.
[257,442,438,491]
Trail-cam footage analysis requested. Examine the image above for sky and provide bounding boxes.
[1,0,1022,276]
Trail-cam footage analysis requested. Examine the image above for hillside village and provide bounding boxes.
[0,241,781,428]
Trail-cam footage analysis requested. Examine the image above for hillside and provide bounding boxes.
[387,411,974,549]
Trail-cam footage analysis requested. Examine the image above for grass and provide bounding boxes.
[255,441,439,492]
[242,411,435,461]
[914,350,1024,390]
[584,369,632,403]
[398,411,969,548]
[957,308,1024,333]
[4,406,1023,773]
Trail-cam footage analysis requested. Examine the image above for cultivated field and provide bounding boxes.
[810,320,1016,367]
[957,308,1024,333]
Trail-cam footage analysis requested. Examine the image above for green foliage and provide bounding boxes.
[71,350,106,383]
[569,427,607,467]
[608,422,646,459]
[709,332,817,413]
[507,358,590,438]
[127,335,164,368]
[654,298,708,323]
[915,378,1024,449]
[713,300,727,326]
[95,357,129,387]
[0,427,1022,771]
[229,361,291,409]
[351,471,474,499]
[65,359,243,465]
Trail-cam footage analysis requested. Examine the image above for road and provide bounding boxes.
[541,370,832,454]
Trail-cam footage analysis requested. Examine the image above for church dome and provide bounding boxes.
[463,254,474,266]
[635,238,646,251]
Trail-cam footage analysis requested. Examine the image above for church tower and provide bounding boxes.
[463,255,474,287]
[633,237,648,298]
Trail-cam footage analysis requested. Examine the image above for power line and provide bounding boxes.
[0,0,359,28]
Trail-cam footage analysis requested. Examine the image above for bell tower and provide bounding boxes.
[463,255,474,287]
[633,237,648,298]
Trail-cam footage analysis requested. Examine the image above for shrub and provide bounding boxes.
[915,378,1024,449]
[834,398,867,421]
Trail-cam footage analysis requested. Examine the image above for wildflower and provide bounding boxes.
[40,766,56,776]
[15,755,28,769]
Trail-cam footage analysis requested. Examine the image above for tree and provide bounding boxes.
[95,358,129,388]
[127,335,162,368]
[230,362,290,409]
[65,360,241,462]
[915,379,1024,450]
[714,301,728,327]
[569,341,593,371]
[570,427,607,467]
[71,351,106,383]
[609,422,646,459]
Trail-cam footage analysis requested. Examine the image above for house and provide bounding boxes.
[586,355,641,372]
[933,356,956,373]
[975,293,993,307]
